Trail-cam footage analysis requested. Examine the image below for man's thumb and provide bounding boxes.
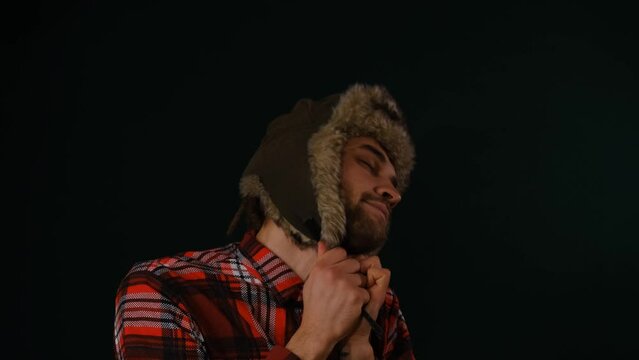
[367,268,391,296]
[317,240,327,256]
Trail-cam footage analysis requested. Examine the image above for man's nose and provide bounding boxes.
[375,183,401,208]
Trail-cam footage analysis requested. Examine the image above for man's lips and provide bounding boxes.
[364,200,390,221]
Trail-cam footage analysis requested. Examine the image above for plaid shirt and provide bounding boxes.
[114,230,414,359]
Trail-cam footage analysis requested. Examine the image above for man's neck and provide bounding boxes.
[255,218,317,281]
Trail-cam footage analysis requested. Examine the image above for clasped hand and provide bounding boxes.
[298,241,391,357]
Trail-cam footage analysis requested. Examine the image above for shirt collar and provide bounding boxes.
[238,230,304,304]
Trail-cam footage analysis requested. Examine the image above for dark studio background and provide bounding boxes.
[4,1,638,359]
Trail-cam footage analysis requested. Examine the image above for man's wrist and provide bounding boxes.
[286,325,335,360]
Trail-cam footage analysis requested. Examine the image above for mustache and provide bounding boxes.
[360,193,391,208]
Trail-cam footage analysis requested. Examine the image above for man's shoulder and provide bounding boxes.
[125,242,242,281]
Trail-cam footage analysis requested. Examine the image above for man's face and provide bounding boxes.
[340,137,402,255]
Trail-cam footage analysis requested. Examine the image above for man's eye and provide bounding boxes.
[359,160,374,170]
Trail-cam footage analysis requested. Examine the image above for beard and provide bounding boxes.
[341,193,391,255]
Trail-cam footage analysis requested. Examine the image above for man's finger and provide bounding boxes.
[346,273,369,288]
[359,256,382,273]
[367,267,391,289]
[359,273,368,288]
[363,267,391,318]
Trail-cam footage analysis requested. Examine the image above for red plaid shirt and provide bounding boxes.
[114,230,414,359]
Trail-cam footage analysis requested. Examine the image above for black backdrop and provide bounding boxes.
[5,1,638,359]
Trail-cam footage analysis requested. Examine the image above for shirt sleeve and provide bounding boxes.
[114,269,304,360]
[379,290,416,360]
[114,270,208,360]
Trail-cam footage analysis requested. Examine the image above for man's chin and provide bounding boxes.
[342,233,387,255]
[343,203,389,254]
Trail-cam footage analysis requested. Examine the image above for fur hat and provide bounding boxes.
[235,84,415,248]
